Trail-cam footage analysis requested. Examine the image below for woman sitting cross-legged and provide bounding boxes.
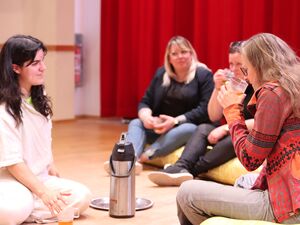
[104,36,214,175]
[177,33,300,225]
[148,41,254,186]
[0,35,92,225]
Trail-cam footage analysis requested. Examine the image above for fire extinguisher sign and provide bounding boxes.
[75,34,83,87]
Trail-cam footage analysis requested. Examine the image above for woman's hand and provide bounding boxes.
[213,69,228,90]
[39,189,71,216]
[207,125,229,144]
[48,164,60,177]
[217,84,246,108]
[139,108,156,129]
[141,116,156,129]
[6,163,70,216]
[153,115,177,134]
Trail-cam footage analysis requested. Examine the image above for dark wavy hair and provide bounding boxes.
[229,41,243,54]
[0,35,52,126]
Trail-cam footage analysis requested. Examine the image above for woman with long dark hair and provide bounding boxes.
[0,35,91,224]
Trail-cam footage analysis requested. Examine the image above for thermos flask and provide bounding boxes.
[109,132,136,218]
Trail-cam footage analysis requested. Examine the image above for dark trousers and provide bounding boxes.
[176,123,236,177]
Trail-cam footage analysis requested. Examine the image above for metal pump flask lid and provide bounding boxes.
[110,132,136,176]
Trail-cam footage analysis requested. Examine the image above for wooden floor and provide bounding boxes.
[26,117,180,225]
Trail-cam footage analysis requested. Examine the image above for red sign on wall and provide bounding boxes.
[75,34,83,87]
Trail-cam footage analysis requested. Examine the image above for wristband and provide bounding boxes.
[224,125,229,132]
[173,118,179,126]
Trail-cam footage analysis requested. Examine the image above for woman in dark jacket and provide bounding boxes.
[127,36,214,165]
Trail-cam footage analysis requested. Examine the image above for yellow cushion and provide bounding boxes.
[200,216,299,225]
[204,157,261,185]
[146,147,262,185]
[145,146,184,167]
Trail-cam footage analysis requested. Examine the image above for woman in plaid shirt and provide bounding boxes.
[176,33,300,225]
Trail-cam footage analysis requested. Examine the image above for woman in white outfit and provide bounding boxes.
[0,35,92,225]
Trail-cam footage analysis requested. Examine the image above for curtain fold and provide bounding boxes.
[101,0,300,118]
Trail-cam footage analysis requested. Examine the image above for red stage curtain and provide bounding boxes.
[100,0,300,118]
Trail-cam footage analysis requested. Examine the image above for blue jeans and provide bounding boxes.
[126,118,197,158]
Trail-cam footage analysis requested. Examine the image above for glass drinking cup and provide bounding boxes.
[57,207,79,225]
[227,77,248,94]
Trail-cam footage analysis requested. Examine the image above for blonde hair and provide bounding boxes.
[242,33,300,117]
[163,36,208,86]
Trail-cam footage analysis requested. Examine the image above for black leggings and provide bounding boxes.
[176,123,236,177]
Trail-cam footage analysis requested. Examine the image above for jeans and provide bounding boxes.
[126,118,197,158]
[176,180,275,225]
[175,123,235,176]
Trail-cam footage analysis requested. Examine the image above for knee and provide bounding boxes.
[176,180,195,205]
[0,181,33,225]
[0,199,33,225]
[177,180,208,203]
[171,123,197,137]
[179,123,197,133]
[128,118,143,129]
[71,184,93,214]
[195,123,214,136]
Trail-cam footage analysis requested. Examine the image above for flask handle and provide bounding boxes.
[109,156,136,178]
[109,132,136,177]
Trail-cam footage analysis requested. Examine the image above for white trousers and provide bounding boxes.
[0,175,92,225]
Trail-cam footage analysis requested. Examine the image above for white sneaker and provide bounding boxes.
[163,163,171,169]
[148,171,193,186]
[103,160,143,175]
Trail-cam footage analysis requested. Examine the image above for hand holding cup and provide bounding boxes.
[217,84,246,109]
[214,69,234,90]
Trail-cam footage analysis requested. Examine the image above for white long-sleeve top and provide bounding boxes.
[0,100,53,181]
